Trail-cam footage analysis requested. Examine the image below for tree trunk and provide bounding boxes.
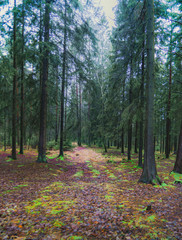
[59,0,67,156]
[138,2,145,167]
[64,72,68,142]
[78,81,82,146]
[104,138,107,153]
[121,128,124,153]
[4,110,7,151]
[128,59,133,161]
[135,121,138,153]
[88,102,91,146]
[20,0,25,154]
[173,121,182,173]
[139,0,160,184]
[174,136,177,153]
[37,0,50,163]
[121,70,126,154]
[39,0,43,87]
[12,0,17,160]
[128,122,132,160]
[55,64,59,143]
[165,30,172,158]
[76,82,79,145]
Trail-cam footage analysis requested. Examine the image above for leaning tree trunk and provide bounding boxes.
[37,0,50,163]
[173,121,182,174]
[139,0,160,184]
[12,0,17,160]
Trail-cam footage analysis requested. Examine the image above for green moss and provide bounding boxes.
[14,184,28,188]
[91,169,100,175]
[6,159,13,162]
[146,215,156,222]
[74,170,84,177]
[53,220,65,227]
[37,155,47,163]
[171,172,182,183]
[68,236,83,240]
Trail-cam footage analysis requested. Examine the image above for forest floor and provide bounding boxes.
[0,146,182,240]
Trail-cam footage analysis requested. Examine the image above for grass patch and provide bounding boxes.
[74,170,84,177]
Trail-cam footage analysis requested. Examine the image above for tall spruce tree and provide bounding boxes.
[139,0,160,184]
[12,0,17,160]
[37,0,50,163]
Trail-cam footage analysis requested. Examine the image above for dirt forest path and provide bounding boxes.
[67,146,107,164]
[0,146,182,239]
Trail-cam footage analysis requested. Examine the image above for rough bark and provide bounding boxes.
[37,0,50,163]
[138,1,145,167]
[139,0,160,184]
[173,121,182,174]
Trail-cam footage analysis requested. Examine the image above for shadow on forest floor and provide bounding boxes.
[0,146,181,239]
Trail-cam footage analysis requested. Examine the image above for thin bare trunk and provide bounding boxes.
[20,0,25,154]
[135,121,138,153]
[55,65,59,142]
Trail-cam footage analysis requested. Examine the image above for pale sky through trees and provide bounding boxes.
[94,0,117,28]
[1,0,117,29]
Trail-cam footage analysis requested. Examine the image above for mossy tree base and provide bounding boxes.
[139,174,161,185]
[37,154,47,163]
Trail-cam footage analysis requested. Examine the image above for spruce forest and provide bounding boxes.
[0,0,182,239]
